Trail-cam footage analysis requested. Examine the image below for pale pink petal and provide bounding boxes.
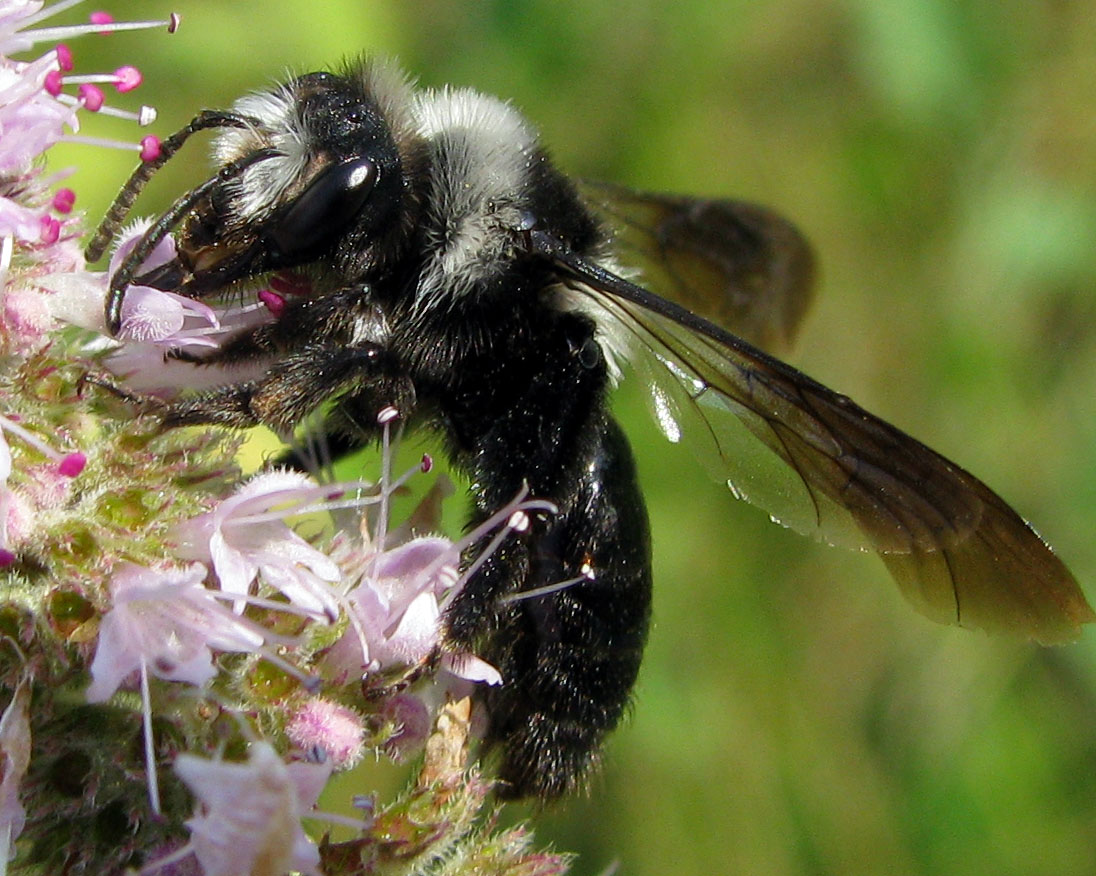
[286,758,334,810]
[228,470,317,505]
[442,653,503,686]
[370,537,454,588]
[175,743,324,876]
[207,529,259,605]
[107,220,179,277]
[0,678,31,859]
[87,563,266,701]
[374,591,440,667]
[85,610,146,701]
[175,471,343,617]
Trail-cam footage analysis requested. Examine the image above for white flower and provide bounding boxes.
[172,742,329,876]
[86,562,266,702]
[0,677,30,867]
[87,561,317,815]
[351,536,459,669]
[173,470,344,619]
[337,536,500,684]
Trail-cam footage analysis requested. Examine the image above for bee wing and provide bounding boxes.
[531,230,1093,645]
[578,181,815,354]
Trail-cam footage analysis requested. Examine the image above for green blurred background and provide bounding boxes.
[44,1,1096,874]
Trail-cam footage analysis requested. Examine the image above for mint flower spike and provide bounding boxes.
[1,1,175,358]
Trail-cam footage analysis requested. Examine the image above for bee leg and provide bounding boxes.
[159,342,396,433]
[361,647,441,701]
[169,288,389,369]
[273,384,418,472]
[78,371,168,413]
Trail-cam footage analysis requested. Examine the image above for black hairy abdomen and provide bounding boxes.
[433,303,653,799]
[477,417,650,799]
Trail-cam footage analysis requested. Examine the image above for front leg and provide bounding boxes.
[160,342,401,434]
[170,287,391,369]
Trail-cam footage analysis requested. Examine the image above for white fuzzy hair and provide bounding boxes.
[208,62,418,228]
[410,86,539,311]
[210,83,312,225]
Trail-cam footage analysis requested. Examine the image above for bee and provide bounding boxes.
[88,60,1092,800]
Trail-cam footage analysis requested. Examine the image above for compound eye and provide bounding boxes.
[268,157,377,258]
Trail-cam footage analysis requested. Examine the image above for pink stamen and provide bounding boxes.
[57,452,87,478]
[62,69,144,91]
[78,83,104,111]
[140,135,161,161]
[113,65,142,92]
[0,415,84,475]
[89,11,114,34]
[52,188,76,213]
[257,289,286,318]
[60,133,162,157]
[421,454,433,473]
[19,11,181,44]
[43,70,63,96]
[39,216,60,245]
[0,550,14,569]
[55,44,74,72]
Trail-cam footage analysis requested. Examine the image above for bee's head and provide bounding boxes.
[98,61,420,333]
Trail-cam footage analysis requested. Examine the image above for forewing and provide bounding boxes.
[579,181,815,354]
[538,231,1092,645]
